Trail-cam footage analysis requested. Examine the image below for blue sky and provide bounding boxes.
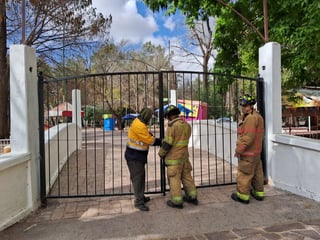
[92,0,212,71]
[135,1,186,39]
[92,0,186,45]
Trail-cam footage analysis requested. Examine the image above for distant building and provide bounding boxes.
[177,99,208,120]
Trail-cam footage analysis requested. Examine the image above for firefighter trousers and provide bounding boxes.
[237,155,264,197]
[166,161,197,204]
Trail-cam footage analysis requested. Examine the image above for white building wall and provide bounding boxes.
[0,45,82,231]
[259,42,320,202]
[191,120,238,165]
[45,123,81,194]
[270,135,320,201]
[0,154,30,231]
[0,45,39,231]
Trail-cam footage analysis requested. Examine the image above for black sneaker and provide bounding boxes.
[135,204,149,211]
[183,196,198,205]
[144,196,151,203]
[166,200,183,209]
[250,190,264,201]
[231,192,249,204]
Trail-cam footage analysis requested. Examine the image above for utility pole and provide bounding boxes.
[263,0,269,42]
[62,10,66,102]
[21,0,25,43]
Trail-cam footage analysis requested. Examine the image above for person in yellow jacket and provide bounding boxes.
[158,105,198,209]
[231,94,265,204]
[125,108,161,211]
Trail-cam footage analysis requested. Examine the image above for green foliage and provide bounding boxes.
[0,0,112,137]
[90,43,127,73]
[129,41,170,71]
[144,0,320,90]
[267,1,320,89]
[84,105,105,122]
[89,41,170,73]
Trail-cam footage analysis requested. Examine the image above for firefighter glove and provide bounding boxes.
[158,148,167,158]
[153,138,162,146]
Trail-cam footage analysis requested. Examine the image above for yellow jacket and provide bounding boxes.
[127,117,156,151]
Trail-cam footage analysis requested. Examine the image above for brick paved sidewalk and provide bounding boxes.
[186,221,320,240]
[1,185,320,240]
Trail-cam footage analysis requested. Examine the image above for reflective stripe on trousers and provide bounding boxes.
[237,156,264,196]
[167,161,197,204]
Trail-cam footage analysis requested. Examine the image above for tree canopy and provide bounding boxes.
[143,0,320,89]
[0,0,112,138]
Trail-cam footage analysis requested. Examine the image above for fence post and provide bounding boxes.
[258,42,282,182]
[10,44,40,207]
[72,89,82,128]
[38,72,47,206]
[256,76,267,183]
[159,71,166,195]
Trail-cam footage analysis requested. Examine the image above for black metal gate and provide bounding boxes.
[38,71,263,201]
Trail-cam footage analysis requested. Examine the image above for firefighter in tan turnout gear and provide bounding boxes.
[158,105,198,209]
[125,108,162,211]
[231,94,265,204]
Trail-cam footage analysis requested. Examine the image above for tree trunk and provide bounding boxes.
[0,0,9,139]
[202,53,209,90]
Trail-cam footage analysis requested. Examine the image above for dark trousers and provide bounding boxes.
[126,160,146,206]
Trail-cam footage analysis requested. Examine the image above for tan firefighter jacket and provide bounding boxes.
[159,117,191,165]
[235,109,264,157]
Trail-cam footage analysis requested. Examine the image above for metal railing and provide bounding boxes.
[39,70,262,198]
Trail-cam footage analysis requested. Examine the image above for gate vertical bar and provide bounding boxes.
[256,76,267,184]
[158,71,166,195]
[38,72,47,206]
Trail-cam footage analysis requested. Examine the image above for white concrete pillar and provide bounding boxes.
[10,45,38,154]
[10,44,39,206]
[259,42,282,179]
[72,89,81,127]
[170,90,177,106]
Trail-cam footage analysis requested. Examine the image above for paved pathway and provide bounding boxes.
[2,128,320,239]
[1,185,320,240]
[48,127,237,198]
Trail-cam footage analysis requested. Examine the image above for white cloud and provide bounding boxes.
[91,0,214,72]
[92,0,159,45]
[164,17,175,31]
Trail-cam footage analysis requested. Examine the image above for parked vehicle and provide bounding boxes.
[216,117,232,124]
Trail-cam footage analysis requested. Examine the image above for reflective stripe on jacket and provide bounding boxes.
[127,117,156,151]
[235,110,264,156]
[162,117,191,165]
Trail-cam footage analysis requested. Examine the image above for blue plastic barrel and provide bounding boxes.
[103,114,115,131]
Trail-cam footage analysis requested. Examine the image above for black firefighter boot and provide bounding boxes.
[231,192,249,204]
[250,189,264,201]
[166,200,183,209]
[183,196,199,205]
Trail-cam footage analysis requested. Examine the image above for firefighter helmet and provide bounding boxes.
[164,105,180,119]
[239,94,256,106]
